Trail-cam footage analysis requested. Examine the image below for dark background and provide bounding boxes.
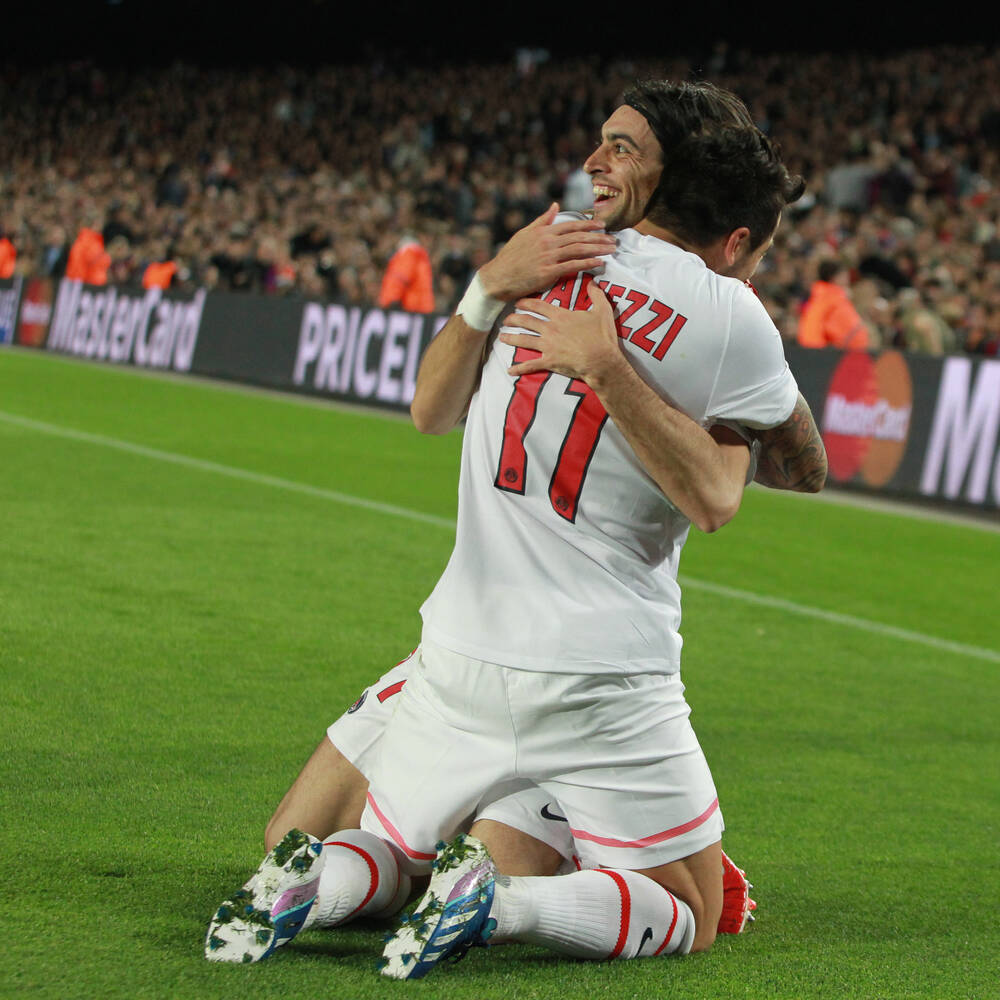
[7,1,991,68]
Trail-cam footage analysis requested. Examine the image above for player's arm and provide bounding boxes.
[749,392,827,492]
[410,313,494,434]
[501,286,749,533]
[411,203,616,435]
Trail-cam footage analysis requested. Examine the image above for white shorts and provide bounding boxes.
[326,652,579,865]
[326,652,415,776]
[360,640,723,874]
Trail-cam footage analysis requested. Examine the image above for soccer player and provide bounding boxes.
[209,82,821,971]
[362,110,807,977]
[260,79,823,860]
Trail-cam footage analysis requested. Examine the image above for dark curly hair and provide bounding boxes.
[647,126,805,251]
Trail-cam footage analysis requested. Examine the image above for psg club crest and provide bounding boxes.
[346,689,368,714]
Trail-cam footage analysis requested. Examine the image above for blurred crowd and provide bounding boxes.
[2,43,999,355]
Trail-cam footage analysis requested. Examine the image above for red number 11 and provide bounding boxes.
[494,346,609,523]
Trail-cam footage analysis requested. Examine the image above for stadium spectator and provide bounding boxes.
[797,259,873,350]
[290,222,332,259]
[210,227,259,292]
[107,235,137,287]
[65,227,111,286]
[378,233,435,313]
[102,204,134,247]
[143,258,179,290]
[962,302,1000,356]
[258,237,298,295]
[0,235,15,278]
[39,226,69,278]
[896,286,958,354]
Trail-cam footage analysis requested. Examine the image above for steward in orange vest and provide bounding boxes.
[797,260,871,350]
[66,228,111,286]
[143,260,178,290]
[378,237,434,313]
[0,237,15,278]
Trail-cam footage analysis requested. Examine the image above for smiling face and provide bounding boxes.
[583,105,664,232]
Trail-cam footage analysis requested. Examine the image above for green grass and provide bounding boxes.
[1,348,998,1000]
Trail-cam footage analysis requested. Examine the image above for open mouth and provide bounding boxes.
[592,185,619,206]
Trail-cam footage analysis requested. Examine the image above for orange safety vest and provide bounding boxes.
[0,238,15,278]
[797,281,870,350]
[66,228,111,286]
[143,260,178,290]
[378,242,434,313]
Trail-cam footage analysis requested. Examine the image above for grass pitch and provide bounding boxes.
[1,348,998,1000]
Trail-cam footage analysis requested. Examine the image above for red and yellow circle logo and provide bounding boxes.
[822,350,912,486]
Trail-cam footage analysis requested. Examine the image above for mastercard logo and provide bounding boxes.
[821,350,913,486]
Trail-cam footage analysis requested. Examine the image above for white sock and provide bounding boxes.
[490,868,696,959]
[303,829,411,929]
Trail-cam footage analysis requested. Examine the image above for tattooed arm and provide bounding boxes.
[751,392,828,492]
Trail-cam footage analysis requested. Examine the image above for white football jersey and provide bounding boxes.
[420,220,798,675]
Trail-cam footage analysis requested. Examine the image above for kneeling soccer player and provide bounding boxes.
[204,653,755,965]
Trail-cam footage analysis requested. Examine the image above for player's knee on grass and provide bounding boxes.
[470,818,565,876]
[264,738,370,850]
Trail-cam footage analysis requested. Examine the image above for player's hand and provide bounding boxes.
[479,203,617,302]
[498,283,626,389]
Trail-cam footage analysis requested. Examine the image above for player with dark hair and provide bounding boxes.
[364,116,808,977]
[654,131,804,248]
[205,80,823,970]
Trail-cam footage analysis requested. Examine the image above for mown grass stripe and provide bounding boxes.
[4,406,998,667]
[679,576,1000,665]
[0,408,455,530]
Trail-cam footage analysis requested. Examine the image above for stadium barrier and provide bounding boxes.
[3,276,998,513]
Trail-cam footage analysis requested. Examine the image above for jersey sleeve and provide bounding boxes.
[553,210,590,225]
[707,285,799,430]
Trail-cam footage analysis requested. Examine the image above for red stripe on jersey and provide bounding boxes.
[570,797,719,849]
[654,890,679,955]
[596,869,631,959]
[325,840,379,919]
[377,680,406,702]
[365,792,435,860]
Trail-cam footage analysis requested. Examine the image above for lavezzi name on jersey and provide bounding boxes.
[46,280,206,371]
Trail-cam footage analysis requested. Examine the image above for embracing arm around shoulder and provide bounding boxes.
[751,392,828,492]
[499,285,750,533]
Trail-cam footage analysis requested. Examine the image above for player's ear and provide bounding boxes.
[724,227,752,265]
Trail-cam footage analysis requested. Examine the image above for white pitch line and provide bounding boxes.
[750,480,1000,534]
[679,577,1000,665]
[4,408,999,666]
[0,410,455,530]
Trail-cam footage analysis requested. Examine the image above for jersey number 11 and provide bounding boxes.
[494,346,609,523]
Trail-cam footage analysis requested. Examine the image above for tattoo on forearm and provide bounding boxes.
[753,396,828,493]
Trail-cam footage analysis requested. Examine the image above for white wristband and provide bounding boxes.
[456,272,504,332]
